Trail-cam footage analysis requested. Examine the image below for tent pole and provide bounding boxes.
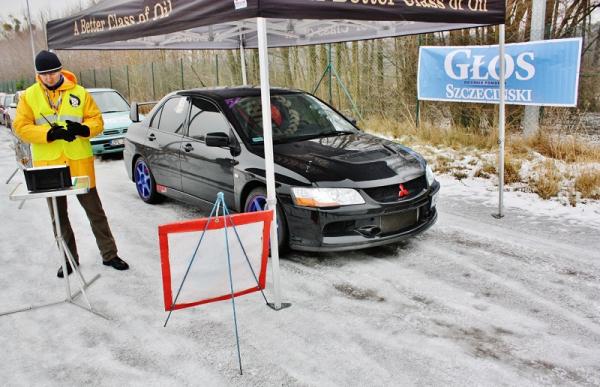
[257,17,283,310]
[240,40,248,85]
[494,24,506,219]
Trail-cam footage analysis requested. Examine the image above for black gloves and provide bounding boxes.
[45,120,89,142]
[65,120,90,138]
[47,125,75,142]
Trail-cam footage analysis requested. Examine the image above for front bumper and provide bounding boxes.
[282,181,440,252]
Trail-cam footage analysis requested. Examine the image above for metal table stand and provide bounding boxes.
[2,176,106,319]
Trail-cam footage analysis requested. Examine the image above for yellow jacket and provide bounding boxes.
[14,70,103,188]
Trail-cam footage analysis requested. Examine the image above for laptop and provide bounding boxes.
[24,165,72,192]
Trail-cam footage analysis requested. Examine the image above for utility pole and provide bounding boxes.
[26,0,36,70]
[522,0,546,137]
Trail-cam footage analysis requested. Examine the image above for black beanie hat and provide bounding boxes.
[35,50,62,74]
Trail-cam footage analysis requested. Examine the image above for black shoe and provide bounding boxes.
[103,256,129,271]
[57,260,79,278]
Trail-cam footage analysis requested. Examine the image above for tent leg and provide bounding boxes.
[257,17,285,311]
[493,24,506,219]
[240,40,248,85]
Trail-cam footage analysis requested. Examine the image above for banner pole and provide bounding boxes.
[494,24,506,219]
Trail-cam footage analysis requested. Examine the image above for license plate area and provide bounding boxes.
[379,209,419,234]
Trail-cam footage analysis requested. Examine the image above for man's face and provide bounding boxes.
[39,71,61,87]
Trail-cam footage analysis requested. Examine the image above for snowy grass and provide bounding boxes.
[361,117,600,204]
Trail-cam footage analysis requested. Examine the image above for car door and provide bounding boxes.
[144,96,189,191]
[180,97,236,206]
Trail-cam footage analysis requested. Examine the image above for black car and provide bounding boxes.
[124,87,439,252]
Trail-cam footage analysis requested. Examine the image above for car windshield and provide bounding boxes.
[224,93,357,144]
[91,91,130,113]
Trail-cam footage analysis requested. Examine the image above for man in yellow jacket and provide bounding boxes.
[14,50,129,278]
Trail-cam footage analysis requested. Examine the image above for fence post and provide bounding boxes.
[328,44,333,105]
[93,68,97,87]
[180,58,184,89]
[109,67,113,89]
[215,54,219,85]
[151,62,156,100]
[126,65,131,100]
[79,71,83,87]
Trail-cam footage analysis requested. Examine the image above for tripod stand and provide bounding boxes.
[1,176,105,319]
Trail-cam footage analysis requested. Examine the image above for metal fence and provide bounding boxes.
[0,54,233,104]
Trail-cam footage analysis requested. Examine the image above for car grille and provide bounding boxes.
[322,205,434,238]
[103,128,127,136]
[363,176,427,203]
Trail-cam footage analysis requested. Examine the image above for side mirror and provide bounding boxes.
[205,132,230,147]
[129,102,140,122]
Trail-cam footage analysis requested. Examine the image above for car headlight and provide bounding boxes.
[291,187,365,208]
[426,164,435,186]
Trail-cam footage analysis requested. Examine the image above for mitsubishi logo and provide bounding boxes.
[398,183,410,198]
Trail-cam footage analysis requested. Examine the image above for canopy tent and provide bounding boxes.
[48,1,504,50]
[47,0,506,309]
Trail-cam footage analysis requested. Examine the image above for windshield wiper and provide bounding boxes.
[273,133,324,144]
[272,130,355,144]
[317,130,355,137]
[102,110,127,114]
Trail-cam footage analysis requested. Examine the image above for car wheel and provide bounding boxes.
[244,186,288,252]
[133,157,163,204]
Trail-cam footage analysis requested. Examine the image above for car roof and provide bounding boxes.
[88,88,119,93]
[175,86,305,101]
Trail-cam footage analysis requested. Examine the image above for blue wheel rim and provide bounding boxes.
[134,160,152,200]
[246,193,285,244]
[245,194,267,212]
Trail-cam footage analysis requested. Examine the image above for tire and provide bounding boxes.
[244,186,289,252]
[133,157,163,204]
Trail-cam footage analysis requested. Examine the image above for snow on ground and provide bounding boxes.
[1,127,599,386]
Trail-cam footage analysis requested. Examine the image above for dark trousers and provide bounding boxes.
[47,187,117,263]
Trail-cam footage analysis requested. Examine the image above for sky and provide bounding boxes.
[0,0,83,24]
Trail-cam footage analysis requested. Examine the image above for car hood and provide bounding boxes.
[102,111,131,130]
[272,132,425,187]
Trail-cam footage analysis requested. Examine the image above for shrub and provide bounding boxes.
[574,169,600,200]
[530,160,562,199]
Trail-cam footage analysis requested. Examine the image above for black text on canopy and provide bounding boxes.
[47,0,506,308]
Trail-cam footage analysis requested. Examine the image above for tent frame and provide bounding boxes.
[46,2,507,310]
